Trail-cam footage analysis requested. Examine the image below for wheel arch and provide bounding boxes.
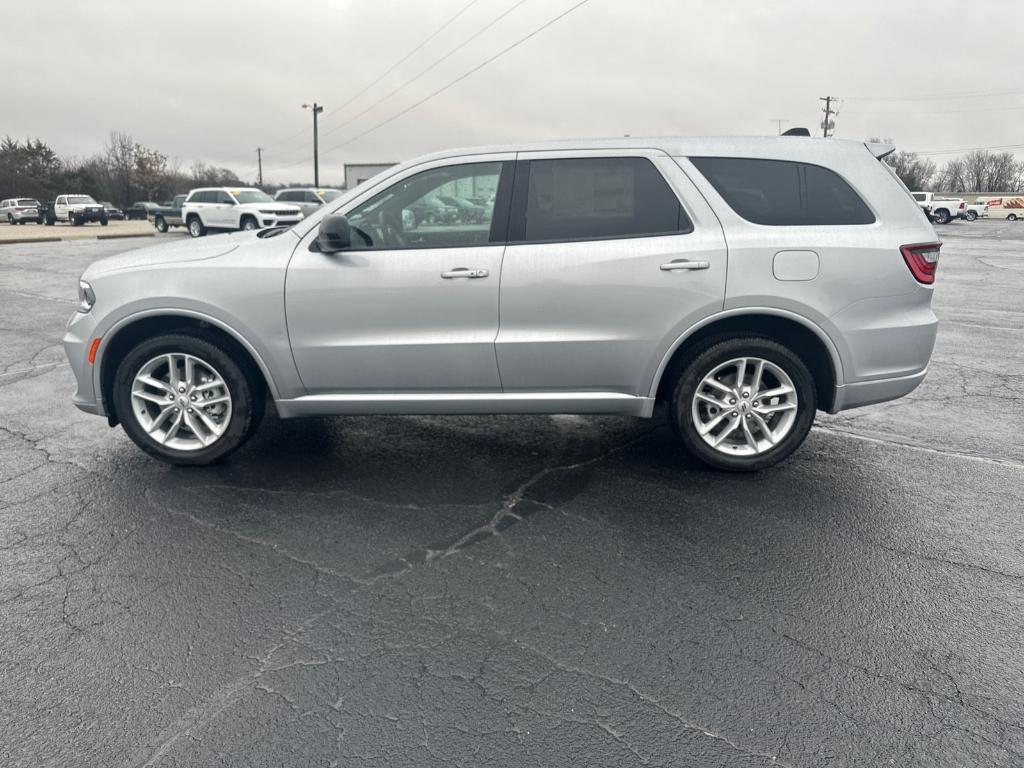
[651,309,843,412]
[96,310,280,425]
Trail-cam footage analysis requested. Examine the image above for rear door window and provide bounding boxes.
[689,157,875,225]
[511,157,692,243]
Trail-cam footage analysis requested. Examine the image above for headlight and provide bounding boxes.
[78,280,95,312]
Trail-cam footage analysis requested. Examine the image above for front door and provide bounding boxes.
[495,151,728,396]
[286,156,514,395]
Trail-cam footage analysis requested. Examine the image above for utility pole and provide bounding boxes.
[302,102,324,186]
[770,119,790,135]
[256,147,263,187]
[820,96,837,138]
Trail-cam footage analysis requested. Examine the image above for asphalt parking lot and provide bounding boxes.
[1,221,1022,767]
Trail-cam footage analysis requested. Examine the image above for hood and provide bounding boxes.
[84,238,240,278]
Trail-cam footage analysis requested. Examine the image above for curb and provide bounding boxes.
[0,232,159,246]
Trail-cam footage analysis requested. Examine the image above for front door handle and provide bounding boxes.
[660,259,710,271]
[441,268,489,279]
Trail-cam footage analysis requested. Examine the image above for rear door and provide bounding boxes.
[495,150,728,396]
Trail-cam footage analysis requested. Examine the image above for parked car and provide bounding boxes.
[910,192,965,224]
[963,201,988,222]
[181,187,303,237]
[54,195,108,226]
[273,188,344,217]
[151,194,188,232]
[974,196,1024,220]
[64,136,939,470]
[125,202,160,220]
[0,197,41,224]
[100,202,125,220]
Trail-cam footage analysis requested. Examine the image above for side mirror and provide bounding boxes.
[317,214,352,253]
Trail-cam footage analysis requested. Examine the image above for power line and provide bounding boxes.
[844,104,1024,116]
[258,0,481,160]
[914,142,1024,156]
[842,88,1024,103]
[320,0,592,157]
[319,0,483,124]
[316,0,530,144]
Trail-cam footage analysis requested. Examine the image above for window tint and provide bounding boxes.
[277,191,296,202]
[345,162,508,250]
[216,191,234,205]
[515,157,690,242]
[689,157,874,225]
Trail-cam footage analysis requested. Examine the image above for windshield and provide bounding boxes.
[68,196,97,205]
[317,190,343,203]
[231,190,273,204]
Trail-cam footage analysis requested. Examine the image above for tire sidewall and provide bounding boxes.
[671,338,817,471]
[112,333,261,465]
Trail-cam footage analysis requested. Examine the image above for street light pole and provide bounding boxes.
[302,102,324,186]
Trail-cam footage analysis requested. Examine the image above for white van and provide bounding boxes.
[975,196,1024,221]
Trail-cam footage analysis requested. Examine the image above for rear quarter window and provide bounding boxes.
[689,156,875,226]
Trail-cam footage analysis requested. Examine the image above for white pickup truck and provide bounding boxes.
[911,192,966,224]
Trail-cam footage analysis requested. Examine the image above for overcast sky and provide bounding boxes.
[3,0,1021,184]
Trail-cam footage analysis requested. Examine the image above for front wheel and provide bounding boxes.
[112,333,264,465]
[154,216,168,233]
[240,216,258,232]
[187,216,206,238]
[670,338,817,471]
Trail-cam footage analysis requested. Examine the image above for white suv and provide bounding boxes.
[181,187,303,237]
[274,188,344,217]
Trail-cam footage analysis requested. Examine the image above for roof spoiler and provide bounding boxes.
[865,141,895,160]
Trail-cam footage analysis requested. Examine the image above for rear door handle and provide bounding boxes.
[441,268,489,279]
[660,259,710,271]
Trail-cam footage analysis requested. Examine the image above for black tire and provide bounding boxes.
[154,216,168,233]
[964,210,977,222]
[933,208,951,225]
[5,215,12,225]
[187,215,206,238]
[669,337,817,472]
[1008,214,1018,222]
[112,332,264,466]
[240,215,258,232]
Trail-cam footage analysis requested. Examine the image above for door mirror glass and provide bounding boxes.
[317,214,352,253]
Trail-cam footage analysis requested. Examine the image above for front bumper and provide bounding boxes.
[63,310,105,416]
[261,215,303,228]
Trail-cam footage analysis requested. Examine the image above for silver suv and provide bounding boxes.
[274,188,344,217]
[64,137,939,471]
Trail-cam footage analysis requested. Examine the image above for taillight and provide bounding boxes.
[959,202,965,209]
[901,242,941,284]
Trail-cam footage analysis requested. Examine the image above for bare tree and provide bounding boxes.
[868,137,936,190]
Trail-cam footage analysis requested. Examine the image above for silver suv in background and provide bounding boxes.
[274,188,344,217]
[1,198,41,224]
[64,136,939,471]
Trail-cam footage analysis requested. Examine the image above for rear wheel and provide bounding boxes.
[187,215,206,238]
[112,333,264,466]
[670,338,816,471]
[154,216,168,233]
[964,210,977,222]
[1008,214,1018,221]
[933,208,951,225]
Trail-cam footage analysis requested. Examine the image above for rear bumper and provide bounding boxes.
[831,368,927,412]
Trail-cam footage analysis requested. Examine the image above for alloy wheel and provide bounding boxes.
[691,356,798,456]
[130,353,233,451]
